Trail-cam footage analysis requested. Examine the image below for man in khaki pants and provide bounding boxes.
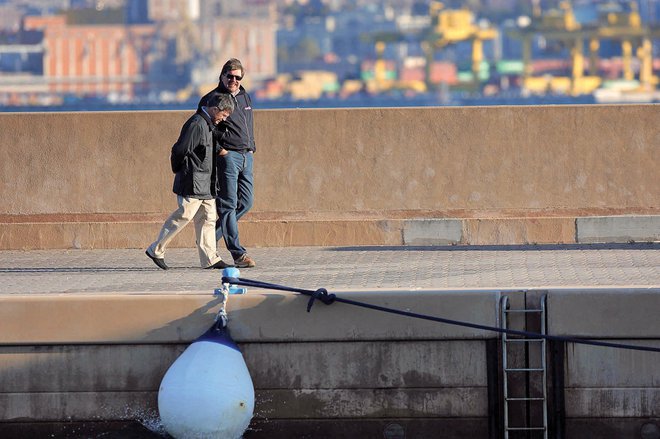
[146,93,235,270]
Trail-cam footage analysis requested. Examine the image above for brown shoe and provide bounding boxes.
[234,254,256,268]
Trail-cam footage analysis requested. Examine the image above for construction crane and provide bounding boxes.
[423,1,498,89]
[363,40,426,94]
[508,1,599,95]
[361,2,497,94]
[509,0,659,96]
[594,1,658,90]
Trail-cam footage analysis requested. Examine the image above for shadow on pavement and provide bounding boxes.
[326,242,659,252]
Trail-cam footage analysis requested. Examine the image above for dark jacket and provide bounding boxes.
[198,84,256,152]
[170,109,217,199]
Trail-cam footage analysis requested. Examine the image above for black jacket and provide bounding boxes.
[198,84,256,152]
[170,110,217,199]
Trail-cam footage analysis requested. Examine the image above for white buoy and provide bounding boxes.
[158,324,255,439]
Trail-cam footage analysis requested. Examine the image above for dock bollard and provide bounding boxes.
[216,267,247,295]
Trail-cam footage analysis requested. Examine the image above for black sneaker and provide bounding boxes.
[205,259,233,269]
[145,250,169,270]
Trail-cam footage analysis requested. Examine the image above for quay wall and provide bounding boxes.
[1,288,659,437]
[0,290,499,438]
[0,105,658,250]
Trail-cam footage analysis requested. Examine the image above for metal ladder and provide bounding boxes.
[500,294,548,439]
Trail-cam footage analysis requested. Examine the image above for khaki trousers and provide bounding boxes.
[148,196,222,268]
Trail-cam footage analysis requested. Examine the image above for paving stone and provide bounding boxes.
[0,243,658,295]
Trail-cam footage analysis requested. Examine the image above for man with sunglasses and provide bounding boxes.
[198,58,257,268]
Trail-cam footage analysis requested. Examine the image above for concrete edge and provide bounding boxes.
[546,287,660,337]
[4,287,660,344]
[576,215,660,243]
[0,289,503,344]
[5,215,658,250]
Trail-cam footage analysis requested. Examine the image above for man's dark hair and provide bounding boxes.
[220,58,244,78]
[206,93,234,113]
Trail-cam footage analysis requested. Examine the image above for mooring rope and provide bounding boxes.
[222,276,660,353]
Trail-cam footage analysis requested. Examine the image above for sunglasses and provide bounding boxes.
[226,73,243,81]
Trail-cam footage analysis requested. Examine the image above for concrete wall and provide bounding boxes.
[1,288,659,437]
[547,289,660,438]
[1,105,658,249]
[0,290,501,438]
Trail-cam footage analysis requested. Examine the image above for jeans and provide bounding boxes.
[216,150,254,259]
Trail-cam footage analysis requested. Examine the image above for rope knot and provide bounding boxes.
[307,288,336,312]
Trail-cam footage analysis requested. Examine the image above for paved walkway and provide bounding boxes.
[1,243,658,295]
